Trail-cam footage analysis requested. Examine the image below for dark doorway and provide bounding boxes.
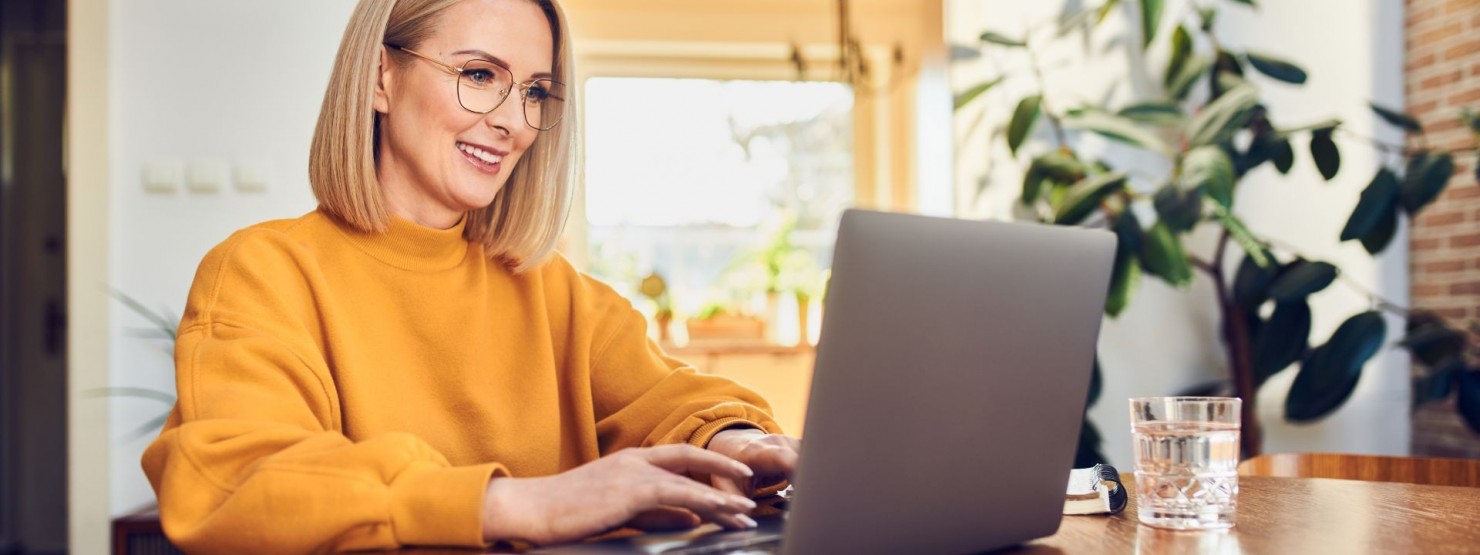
[1,0,69,553]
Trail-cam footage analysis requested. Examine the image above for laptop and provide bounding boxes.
[536,209,1117,554]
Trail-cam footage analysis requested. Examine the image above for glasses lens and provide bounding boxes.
[523,79,566,130]
[456,59,513,113]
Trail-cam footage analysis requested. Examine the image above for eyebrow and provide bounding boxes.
[451,49,555,80]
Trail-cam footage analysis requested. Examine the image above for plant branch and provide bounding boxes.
[1025,42,1069,149]
[1189,255,1217,276]
[1337,128,1478,158]
[1258,235,1411,318]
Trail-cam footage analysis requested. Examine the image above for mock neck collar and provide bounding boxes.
[332,208,471,271]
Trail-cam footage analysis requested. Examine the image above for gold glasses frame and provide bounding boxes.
[387,44,564,131]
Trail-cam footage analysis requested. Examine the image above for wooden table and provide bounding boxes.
[131,476,1480,554]
[1018,475,1480,554]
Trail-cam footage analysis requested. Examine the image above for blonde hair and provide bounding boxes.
[309,0,578,273]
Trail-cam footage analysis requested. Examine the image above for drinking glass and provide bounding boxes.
[1129,396,1241,530]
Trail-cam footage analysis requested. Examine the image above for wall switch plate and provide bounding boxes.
[141,160,182,194]
[186,158,229,194]
[233,159,272,193]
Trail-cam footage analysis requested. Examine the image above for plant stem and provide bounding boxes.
[1025,42,1069,149]
[1337,128,1478,157]
[1203,229,1263,457]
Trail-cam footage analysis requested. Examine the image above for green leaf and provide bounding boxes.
[1088,356,1104,406]
[1252,301,1311,388]
[1138,221,1193,287]
[1187,84,1259,147]
[1245,51,1308,84]
[1198,6,1218,31]
[1370,102,1423,134]
[1310,128,1341,181]
[1457,371,1480,434]
[1140,0,1164,47]
[1097,0,1123,24]
[1399,323,1469,368]
[1271,137,1294,174]
[1055,171,1129,225]
[1230,0,1256,6]
[1210,203,1267,267]
[1008,95,1043,155]
[1268,260,1338,301]
[1062,111,1174,154]
[1413,357,1463,409]
[1023,152,1087,205]
[1166,25,1192,88]
[1168,55,1212,101]
[1074,417,1107,468]
[1153,185,1203,232]
[1183,146,1236,208]
[1286,311,1387,422]
[1341,168,1400,242]
[1400,152,1455,214]
[1463,107,1480,134]
[1397,313,1468,370]
[1276,118,1342,138]
[980,31,1026,47]
[953,76,1005,111]
[1359,205,1399,255]
[1233,250,1278,309]
[1118,100,1185,126]
[1107,211,1144,316]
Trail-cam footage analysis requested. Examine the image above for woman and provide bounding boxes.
[141,0,801,551]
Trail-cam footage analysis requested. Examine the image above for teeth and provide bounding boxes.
[458,142,503,165]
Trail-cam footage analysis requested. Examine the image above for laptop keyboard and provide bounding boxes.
[659,534,782,555]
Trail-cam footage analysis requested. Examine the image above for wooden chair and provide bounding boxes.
[1238,452,1480,488]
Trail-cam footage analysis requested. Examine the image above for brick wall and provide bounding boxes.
[1406,0,1480,458]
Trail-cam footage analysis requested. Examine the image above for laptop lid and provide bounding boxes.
[780,209,1116,555]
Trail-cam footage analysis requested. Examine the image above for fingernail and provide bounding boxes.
[735,463,754,477]
[738,514,758,528]
[736,496,757,509]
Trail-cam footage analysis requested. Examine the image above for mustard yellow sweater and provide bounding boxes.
[141,209,780,553]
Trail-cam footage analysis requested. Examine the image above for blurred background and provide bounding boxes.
[3,0,1478,552]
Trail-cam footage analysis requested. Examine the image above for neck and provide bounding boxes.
[377,151,464,230]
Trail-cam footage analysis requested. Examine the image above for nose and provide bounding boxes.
[483,89,523,135]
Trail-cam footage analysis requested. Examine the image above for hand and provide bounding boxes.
[480,444,759,545]
[704,429,801,497]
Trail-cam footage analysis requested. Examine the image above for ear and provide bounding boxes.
[372,45,393,115]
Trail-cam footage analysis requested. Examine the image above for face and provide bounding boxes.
[372,0,554,228]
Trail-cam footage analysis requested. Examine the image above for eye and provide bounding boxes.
[464,68,497,85]
[524,83,550,102]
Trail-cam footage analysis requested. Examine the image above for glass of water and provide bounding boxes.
[1129,397,1241,530]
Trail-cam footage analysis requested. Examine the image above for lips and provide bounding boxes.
[457,141,508,174]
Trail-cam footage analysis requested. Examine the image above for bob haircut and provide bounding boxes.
[309,0,577,273]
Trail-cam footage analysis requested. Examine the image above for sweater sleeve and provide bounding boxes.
[579,275,784,453]
[141,230,503,553]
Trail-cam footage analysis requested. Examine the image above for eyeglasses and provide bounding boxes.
[387,44,565,131]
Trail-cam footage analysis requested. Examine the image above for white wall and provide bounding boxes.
[948,0,1409,466]
[106,0,356,515]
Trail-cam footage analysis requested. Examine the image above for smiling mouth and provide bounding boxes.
[457,141,505,173]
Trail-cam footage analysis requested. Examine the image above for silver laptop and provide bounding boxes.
[537,209,1117,555]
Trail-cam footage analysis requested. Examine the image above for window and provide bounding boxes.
[583,77,854,344]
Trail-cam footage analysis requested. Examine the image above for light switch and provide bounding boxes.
[186,158,229,194]
[141,160,182,194]
[234,159,272,193]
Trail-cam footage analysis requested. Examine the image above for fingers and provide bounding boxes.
[743,439,802,479]
[648,474,758,530]
[626,507,702,532]
[640,444,754,481]
[711,474,748,498]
